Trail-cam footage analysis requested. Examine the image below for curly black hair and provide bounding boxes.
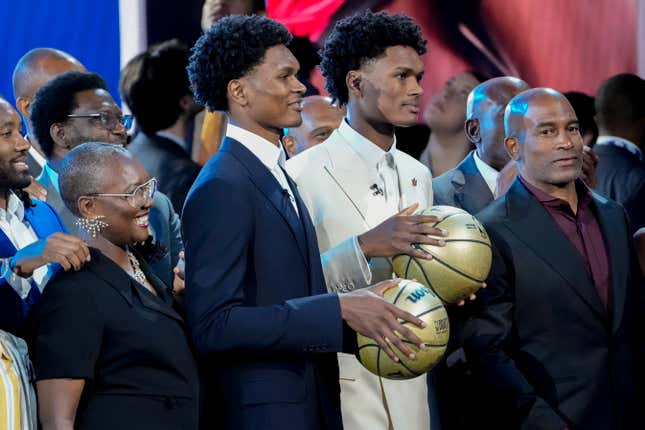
[120,39,192,134]
[319,10,427,105]
[30,71,108,158]
[187,14,292,111]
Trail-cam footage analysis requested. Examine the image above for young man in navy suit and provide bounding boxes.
[183,15,427,430]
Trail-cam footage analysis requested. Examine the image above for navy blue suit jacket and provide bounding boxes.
[182,137,346,430]
[0,199,66,335]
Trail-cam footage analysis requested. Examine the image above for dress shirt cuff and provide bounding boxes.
[1,258,35,300]
[351,236,372,285]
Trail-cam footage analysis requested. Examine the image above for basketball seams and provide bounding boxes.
[429,211,462,228]
[425,253,487,283]
[391,282,410,305]
[409,255,450,303]
[442,239,492,249]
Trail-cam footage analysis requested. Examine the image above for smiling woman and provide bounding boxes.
[32,142,199,430]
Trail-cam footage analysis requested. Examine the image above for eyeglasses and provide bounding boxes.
[86,178,157,208]
[67,111,133,131]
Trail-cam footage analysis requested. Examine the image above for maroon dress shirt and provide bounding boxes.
[519,177,610,307]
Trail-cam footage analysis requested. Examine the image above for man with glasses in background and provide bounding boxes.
[29,71,184,288]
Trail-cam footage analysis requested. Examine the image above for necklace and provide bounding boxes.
[126,249,147,285]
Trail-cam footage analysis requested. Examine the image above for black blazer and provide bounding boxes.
[465,179,644,430]
[34,248,199,430]
[594,143,645,233]
[128,132,201,214]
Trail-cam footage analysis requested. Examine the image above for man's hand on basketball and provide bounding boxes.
[455,284,487,306]
[339,279,427,362]
[357,203,447,260]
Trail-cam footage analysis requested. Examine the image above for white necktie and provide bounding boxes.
[377,152,400,210]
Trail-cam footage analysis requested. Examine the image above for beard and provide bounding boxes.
[0,161,32,191]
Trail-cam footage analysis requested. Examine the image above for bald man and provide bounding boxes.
[433,77,529,214]
[283,96,345,156]
[12,48,85,166]
[464,88,643,429]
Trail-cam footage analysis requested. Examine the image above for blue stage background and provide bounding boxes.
[0,0,121,110]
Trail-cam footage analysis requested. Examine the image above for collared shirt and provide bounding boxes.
[473,150,499,195]
[226,124,299,215]
[0,192,50,299]
[520,176,610,306]
[0,330,37,430]
[336,118,402,285]
[596,135,643,161]
[156,131,189,153]
[41,162,60,193]
[338,118,401,211]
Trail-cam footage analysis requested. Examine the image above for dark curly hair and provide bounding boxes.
[30,71,108,158]
[120,39,192,134]
[320,11,427,105]
[187,15,292,111]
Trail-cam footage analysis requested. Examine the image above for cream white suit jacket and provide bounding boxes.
[286,128,434,430]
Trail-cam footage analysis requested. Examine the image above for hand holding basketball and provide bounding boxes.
[357,203,447,260]
[339,279,427,363]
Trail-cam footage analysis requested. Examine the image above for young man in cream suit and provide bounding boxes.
[287,11,447,430]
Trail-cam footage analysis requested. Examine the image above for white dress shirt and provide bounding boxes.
[226,124,299,215]
[473,150,499,195]
[338,119,401,211]
[0,192,50,299]
[335,119,403,282]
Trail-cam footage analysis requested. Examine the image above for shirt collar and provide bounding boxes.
[338,118,397,168]
[472,150,499,195]
[519,175,592,212]
[0,191,25,222]
[596,135,643,160]
[43,162,60,193]
[155,131,187,151]
[226,123,285,170]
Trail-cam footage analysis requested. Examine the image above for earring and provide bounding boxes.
[75,215,109,238]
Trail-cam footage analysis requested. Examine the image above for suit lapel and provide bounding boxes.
[0,229,17,258]
[222,138,309,265]
[504,180,606,318]
[394,151,431,210]
[322,133,387,228]
[87,248,183,323]
[594,197,628,333]
[453,153,494,214]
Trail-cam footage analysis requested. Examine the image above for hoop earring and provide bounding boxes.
[75,215,109,238]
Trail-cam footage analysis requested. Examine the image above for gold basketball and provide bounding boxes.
[357,279,450,380]
[392,205,492,304]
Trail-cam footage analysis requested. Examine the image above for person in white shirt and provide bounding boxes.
[287,11,460,430]
[0,96,89,335]
[183,14,428,430]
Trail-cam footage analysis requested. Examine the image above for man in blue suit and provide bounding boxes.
[183,15,428,430]
[0,97,89,335]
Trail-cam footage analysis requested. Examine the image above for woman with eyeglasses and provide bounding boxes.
[32,142,199,430]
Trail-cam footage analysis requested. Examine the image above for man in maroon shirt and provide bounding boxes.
[464,88,644,430]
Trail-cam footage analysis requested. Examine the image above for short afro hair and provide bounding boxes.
[30,71,108,158]
[59,142,132,216]
[320,10,427,105]
[120,39,192,134]
[187,14,292,111]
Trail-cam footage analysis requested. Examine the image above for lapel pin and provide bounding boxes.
[411,178,417,187]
